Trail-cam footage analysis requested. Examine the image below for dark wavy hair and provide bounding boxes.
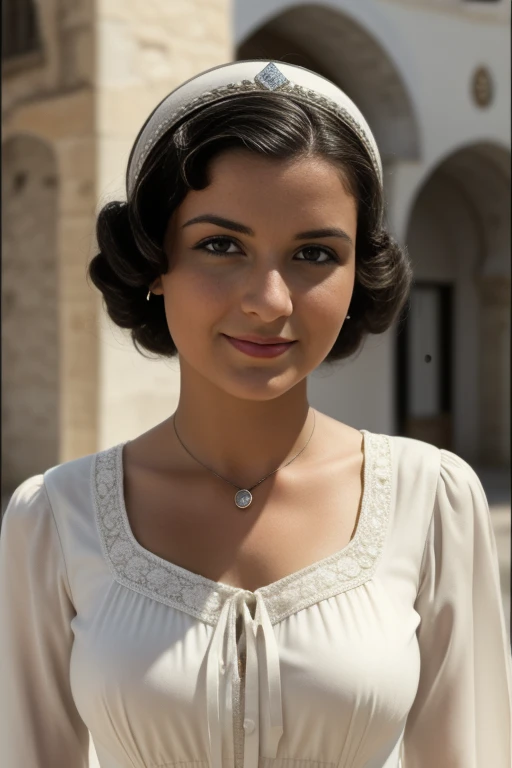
[88,91,412,361]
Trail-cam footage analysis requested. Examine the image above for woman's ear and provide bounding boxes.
[150,276,164,295]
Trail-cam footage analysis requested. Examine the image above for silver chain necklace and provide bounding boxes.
[172,408,316,509]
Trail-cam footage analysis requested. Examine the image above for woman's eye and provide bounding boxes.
[195,238,338,264]
[197,237,241,255]
[295,246,338,265]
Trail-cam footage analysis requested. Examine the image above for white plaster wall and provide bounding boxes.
[380,0,510,24]
[309,330,396,435]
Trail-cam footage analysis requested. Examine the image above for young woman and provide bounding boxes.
[1,60,511,768]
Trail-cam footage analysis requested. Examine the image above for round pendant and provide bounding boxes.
[234,489,253,509]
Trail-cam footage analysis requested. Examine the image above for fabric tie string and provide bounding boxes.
[206,590,284,768]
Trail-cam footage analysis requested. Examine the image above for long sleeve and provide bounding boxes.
[402,449,512,767]
[0,475,91,767]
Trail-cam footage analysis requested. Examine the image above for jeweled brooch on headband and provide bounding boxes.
[254,62,289,91]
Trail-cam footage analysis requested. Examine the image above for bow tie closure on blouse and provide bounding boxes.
[206,590,284,768]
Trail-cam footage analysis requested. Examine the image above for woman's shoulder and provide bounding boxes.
[44,446,112,491]
[384,432,441,466]
[377,432,486,512]
[3,443,123,524]
[384,432,477,475]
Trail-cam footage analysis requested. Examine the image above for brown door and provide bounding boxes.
[396,284,453,450]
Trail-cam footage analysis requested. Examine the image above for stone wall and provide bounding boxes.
[1,136,59,490]
[2,0,98,472]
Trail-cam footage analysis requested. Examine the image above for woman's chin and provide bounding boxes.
[178,348,312,400]
[210,363,307,401]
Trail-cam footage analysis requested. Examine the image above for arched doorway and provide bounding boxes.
[398,143,510,466]
[1,135,59,492]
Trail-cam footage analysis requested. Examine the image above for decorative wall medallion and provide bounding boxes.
[472,66,493,108]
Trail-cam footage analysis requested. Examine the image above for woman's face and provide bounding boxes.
[153,149,357,401]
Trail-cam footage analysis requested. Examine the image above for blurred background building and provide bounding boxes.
[2,1,510,626]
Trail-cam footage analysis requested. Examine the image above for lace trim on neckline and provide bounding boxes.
[92,430,391,626]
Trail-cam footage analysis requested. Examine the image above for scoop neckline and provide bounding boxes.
[116,429,369,595]
[93,429,392,625]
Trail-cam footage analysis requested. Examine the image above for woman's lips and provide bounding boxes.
[222,334,297,358]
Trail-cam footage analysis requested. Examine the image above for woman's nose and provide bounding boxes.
[239,267,293,321]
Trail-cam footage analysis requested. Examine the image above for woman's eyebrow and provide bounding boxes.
[295,227,353,245]
[182,215,353,246]
[182,215,253,235]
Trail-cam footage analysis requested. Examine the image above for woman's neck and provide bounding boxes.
[165,367,313,489]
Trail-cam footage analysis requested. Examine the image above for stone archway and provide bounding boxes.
[1,135,59,491]
[236,2,420,163]
[402,143,510,466]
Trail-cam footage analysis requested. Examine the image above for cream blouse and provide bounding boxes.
[0,431,511,768]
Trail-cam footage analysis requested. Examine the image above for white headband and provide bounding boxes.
[126,60,383,197]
